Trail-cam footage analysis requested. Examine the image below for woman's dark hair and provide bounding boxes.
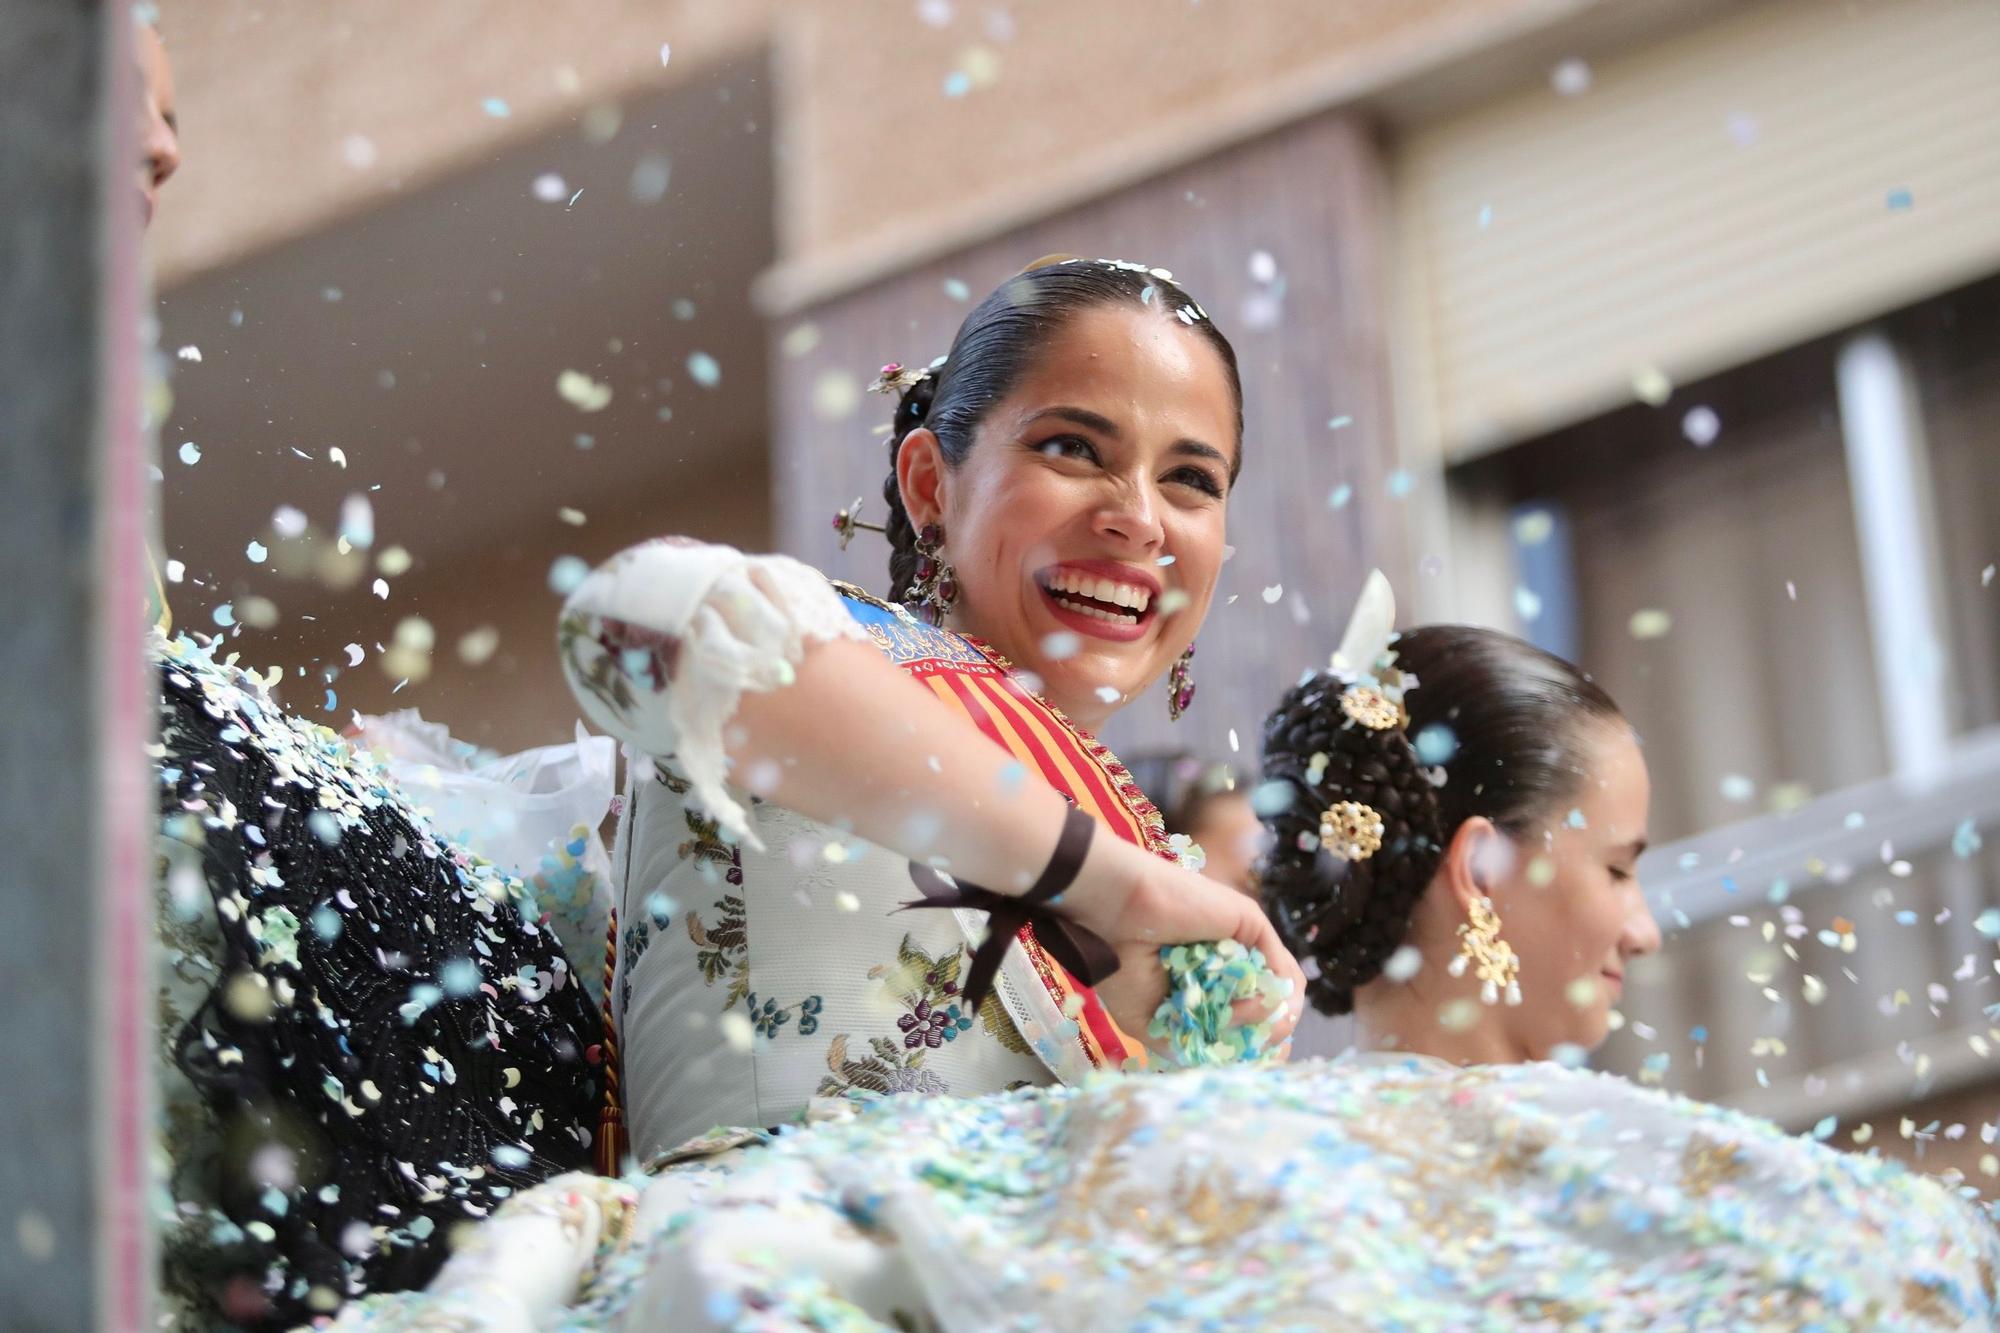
[1257,625,1623,1015]
[880,258,1244,598]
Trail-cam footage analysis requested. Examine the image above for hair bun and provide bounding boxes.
[1257,672,1445,1016]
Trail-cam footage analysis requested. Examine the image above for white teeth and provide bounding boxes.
[1045,570,1151,613]
[1048,591,1139,625]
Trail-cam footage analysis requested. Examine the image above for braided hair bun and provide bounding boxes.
[1258,671,1444,1015]
[1258,624,1623,1016]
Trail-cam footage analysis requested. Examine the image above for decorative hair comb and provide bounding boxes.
[831,496,888,551]
[867,362,931,397]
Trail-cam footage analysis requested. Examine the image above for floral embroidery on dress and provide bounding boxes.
[686,892,748,1009]
[745,992,825,1038]
[558,610,640,725]
[897,996,974,1049]
[815,1034,950,1099]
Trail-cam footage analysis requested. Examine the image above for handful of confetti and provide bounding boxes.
[1148,939,1292,1068]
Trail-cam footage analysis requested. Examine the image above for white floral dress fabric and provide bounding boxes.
[555,540,1067,1158]
[327,1055,2000,1331]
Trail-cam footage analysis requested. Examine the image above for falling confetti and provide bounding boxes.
[1632,366,1674,406]
[1885,188,1913,211]
[1262,585,1283,604]
[1513,509,1554,546]
[557,370,613,412]
[376,546,413,577]
[1041,632,1080,661]
[781,324,821,357]
[178,441,201,465]
[557,507,586,526]
[1719,774,1756,803]
[177,344,201,362]
[481,97,511,118]
[548,555,590,595]
[1952,819,1982,859]
[630,154,672,203]
[1629,608,1673,640]
[1413,724,1458,766]
[532,173,567,202]
[1382,945,1422,983]
[1551,58,1592,96]
[1513,587,1543,622]
[943,277,970,301]
[458,625,501,666]
[686,352,721,388]
[339,494,375,549]
[382,617,435,683]
[1385,470,1413,499]
[1327,484,1353,510]
[246,541,268,564]
[659,41,672,67]
[1682,405,1721,446]
[812,371,859,420]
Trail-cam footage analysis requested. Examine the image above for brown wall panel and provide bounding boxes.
[770,111,1411,769]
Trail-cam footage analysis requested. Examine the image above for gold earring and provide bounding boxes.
[1448,895,1521,1006]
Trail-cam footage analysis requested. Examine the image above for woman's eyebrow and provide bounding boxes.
[1171,439,1230,468]
[1022,405,1120,437]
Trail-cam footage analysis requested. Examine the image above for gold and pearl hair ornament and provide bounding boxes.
[1318,800,1385,862]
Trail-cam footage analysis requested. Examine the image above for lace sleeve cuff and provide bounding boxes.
[556,539,870,848]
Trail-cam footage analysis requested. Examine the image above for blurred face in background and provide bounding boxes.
[1185,790,1263,898]
[137,23,180,227]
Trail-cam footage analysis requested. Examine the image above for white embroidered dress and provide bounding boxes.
[558,539,1153,1161]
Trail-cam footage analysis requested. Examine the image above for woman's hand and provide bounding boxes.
[1064,833,1305,1059]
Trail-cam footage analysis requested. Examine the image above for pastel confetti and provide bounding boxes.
[556,370,613,413]
[1629,608,1673,640]
[1682,405,1721,446]
[686,352,721,388]
[178,441,201,465]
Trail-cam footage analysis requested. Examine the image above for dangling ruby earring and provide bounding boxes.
[905,523,959,627]
[1168,643,1196,721]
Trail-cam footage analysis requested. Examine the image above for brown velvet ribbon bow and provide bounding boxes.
[900,805,1120,1010]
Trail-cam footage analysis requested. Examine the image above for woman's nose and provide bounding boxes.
[1093,478,1164,550]
[1620,891,1663,959]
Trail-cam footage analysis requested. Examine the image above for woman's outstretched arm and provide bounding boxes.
[559,538,1303,1048]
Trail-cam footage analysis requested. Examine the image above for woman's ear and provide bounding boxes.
[1439,816,1504,914]
[895,428,949,531]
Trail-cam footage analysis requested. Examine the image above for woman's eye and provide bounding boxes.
[1168,466,1224,498]
[1608,866,1633,883]
[1036,435,1098,463]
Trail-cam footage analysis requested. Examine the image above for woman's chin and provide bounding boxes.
[1029,655,1152,720]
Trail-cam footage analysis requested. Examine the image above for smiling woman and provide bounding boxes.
[879,258,1242,729]
[550,258,1300,1164]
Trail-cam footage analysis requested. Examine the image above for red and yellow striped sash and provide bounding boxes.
[835,585,1166,1073]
